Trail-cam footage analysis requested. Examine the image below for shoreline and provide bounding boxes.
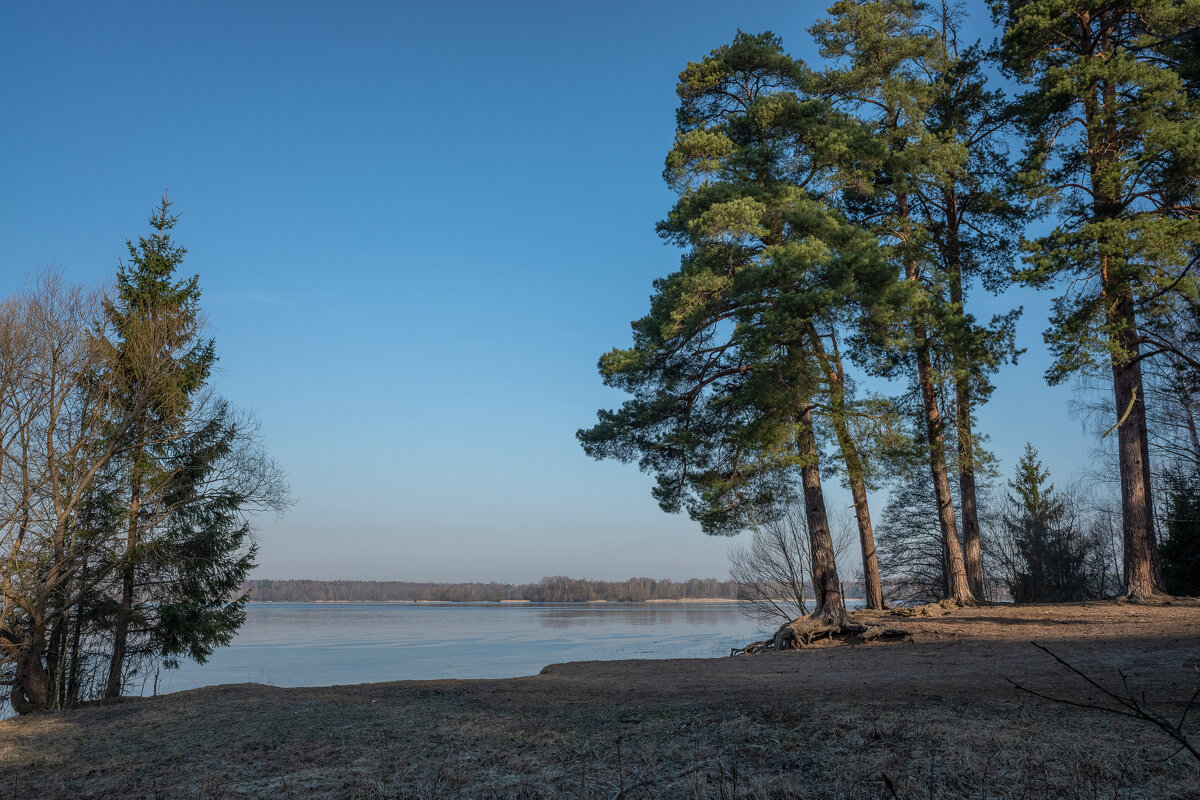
[244,597,746,604]
[7,602,1194,798]
[242,597,869,604]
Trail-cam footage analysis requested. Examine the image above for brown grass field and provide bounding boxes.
[2,601,1198,799]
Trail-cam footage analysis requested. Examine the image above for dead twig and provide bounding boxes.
[610,760,711,800]
[1007,641,1200,763]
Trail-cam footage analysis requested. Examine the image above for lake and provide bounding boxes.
[151,601,779,696]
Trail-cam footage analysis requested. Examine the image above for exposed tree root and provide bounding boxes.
[1119,590,1175,605]
[731,612,911,654]
[773,617,846,648]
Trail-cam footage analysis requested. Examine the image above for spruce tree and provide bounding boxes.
[100,201,285,695]
[146,400,265,667]
[1,207,286,712]
[1002,444,1072,601]
[96,198,281,696]
[1160,466,1200,596]
[101,198,215,697]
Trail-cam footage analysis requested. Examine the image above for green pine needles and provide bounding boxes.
[994,0,1200,598]
[583,0,1200,614]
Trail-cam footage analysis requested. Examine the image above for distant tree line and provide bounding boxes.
[244,576,740,603]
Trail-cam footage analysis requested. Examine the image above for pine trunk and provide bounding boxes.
[797,403,844,623]
[956,384,984,598]
[847,478,883,609]
[1110,297,1165,599]
[944,187,985,599]
[916,339,975,604]
[1089,61,1165,601]
[807,326,883,609]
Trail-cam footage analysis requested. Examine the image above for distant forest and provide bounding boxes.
[243,577,742,603]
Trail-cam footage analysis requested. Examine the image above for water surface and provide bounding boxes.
[152,601,774,695]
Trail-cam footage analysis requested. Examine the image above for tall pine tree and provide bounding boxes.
[925,13,1027,600]
[992,0,1200,599]
[580,33,890,626]
[811,0,980,603]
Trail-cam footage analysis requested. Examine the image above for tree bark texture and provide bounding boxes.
[807,327,883,609]
[1110,300,1165,599]
[797,403,844,623]
[944,189,985,599]
[916,339,975,604]
[955,386,984,598]
[9,620,51,714]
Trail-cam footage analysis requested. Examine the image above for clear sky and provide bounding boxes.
[1,0,1102,582]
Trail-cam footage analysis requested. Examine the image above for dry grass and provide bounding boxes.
[2,601,1198,799]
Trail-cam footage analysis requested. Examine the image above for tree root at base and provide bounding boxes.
[731,618,912,655]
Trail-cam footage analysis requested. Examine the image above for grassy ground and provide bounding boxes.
[2,601,1198,799]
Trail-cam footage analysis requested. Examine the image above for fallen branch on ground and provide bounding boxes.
[1008,641,1200,763]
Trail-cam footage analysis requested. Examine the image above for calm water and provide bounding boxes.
[150,601,775,696]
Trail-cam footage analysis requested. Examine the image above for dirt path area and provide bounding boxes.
[2,602,1198,799]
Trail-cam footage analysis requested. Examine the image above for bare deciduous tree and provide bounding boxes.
[1,261,289,715]
[0,272,127,713]
[728,500,855,624]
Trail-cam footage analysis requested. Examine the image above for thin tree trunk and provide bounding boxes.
[105,562,134,699]
[898,187,974,605]
[916,340,974,604]
[2,431,33,626]
[45,614,65,709]
[42,412,69,709]
[955,384,984,597]
[944,185,985,599]
[106,458,140,699]
[796,403,844,623]
[806,326,883,609]
[66,563,87,707]
[846,474,882,609]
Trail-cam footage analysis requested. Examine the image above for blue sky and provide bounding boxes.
[1,0,1100,582]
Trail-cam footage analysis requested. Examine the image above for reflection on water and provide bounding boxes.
[154,602,774,696]
[536,604,733,629]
